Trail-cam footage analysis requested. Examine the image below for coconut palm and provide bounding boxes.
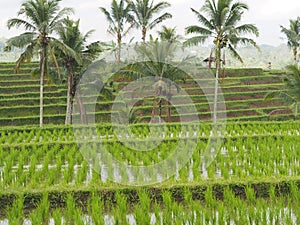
[119,40,186,122]
[100,0,135,63]
[6,0,74,127]
[280,18,300,65]
[184,0,259,123]
[56,18,103,125]
[265,65,300,117]
[127,0,172,42]
[158,26,181,43]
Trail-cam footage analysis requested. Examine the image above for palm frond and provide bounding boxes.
[227,43,243,63]
[235,24,259,37]
[7,18,36,31]
[183,36,209,47]
[51,37,82,65]
[49,7,74,29]
[6,32,37,48]
[100,7,116,28]
[185,25,212,36]
[148,13,172,29]
[232,37,258,49]
[14,43,35,73]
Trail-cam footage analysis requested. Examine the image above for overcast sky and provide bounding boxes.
[0,0,299,46]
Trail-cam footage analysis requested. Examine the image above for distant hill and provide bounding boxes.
[187,44,293,70]
[0,38,295,68]
[0,37,24,62]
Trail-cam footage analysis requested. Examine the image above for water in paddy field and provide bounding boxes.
[0,208,297,224]
[0,142,298,185]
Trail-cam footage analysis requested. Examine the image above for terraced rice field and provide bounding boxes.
[0,63,293,126]
[1,62,300,224]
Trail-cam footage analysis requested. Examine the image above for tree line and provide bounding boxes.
[5,0,300,126]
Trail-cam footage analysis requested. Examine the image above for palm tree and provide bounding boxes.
[184,0,259,123]
[265,65,300,117]
[158,26,181,43]
[100,0,135,63]
[280,18,300,65]
[127,0,172,42]
[119,40,186,122]
[6,0,74,127]
[56,18,103,125]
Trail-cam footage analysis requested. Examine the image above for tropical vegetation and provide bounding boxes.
[126,0,172,42]
[2,0,300,224]
[100,0,135,63]
[184,0,259,123]
[280,17,300,65]
[265,64,300,117]
[6,0,74,127]
[56,18,102,124]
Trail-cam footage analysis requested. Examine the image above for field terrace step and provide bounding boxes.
[0,84,66,94]
[0,64,290,126]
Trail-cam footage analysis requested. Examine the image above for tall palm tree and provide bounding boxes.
[100,0,135,63]
[184,0,259,123]
[6,0,74,127]
[158,26,181,43]
[280,18,300,65]
[127,0,172,42]
[56,18,103,125]
[265,65,300,117]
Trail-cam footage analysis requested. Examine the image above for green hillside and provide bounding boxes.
[0,62,292,126]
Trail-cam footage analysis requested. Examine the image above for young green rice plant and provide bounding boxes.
[75,160,88,185]
[134,190,151,225]
[30,193,50,224]
[6,195,24,225]
[161,191,175,224]
[245,186,256,204]
[74,208,85,225]
[64,194,76,223]
[112,191,129,225]
[204,186,217,209]
[152,201,163,225]
[88,192,104,225]
[52,208,62,225]
[47,168,58,186]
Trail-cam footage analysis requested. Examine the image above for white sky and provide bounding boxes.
[0,0,299,46]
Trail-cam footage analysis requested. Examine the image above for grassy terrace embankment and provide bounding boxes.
[0,62,294,126]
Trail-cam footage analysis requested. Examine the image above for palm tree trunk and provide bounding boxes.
[39,50,45,127]
[65,63,73,125]
[208,49,213,69]
[222,50,226,80]
[117,32,121,63]
[166,100,171,122]
[76,90,88,125]
[166,84,171,122]
[142,26,146,43]
[151,99,156,120]
[213,40,221,123]
[159,99,162,118]
[293,48,297,65]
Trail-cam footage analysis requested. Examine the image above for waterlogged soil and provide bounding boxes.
[225,94,265,101]
[0,178,296,211]
[227,110,259,117]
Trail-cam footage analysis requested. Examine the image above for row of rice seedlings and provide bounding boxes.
[2,121,300,146]
[1,121,300,188]
[1,134,300,188]
[0,142,95,189]
[3,183,300,224]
